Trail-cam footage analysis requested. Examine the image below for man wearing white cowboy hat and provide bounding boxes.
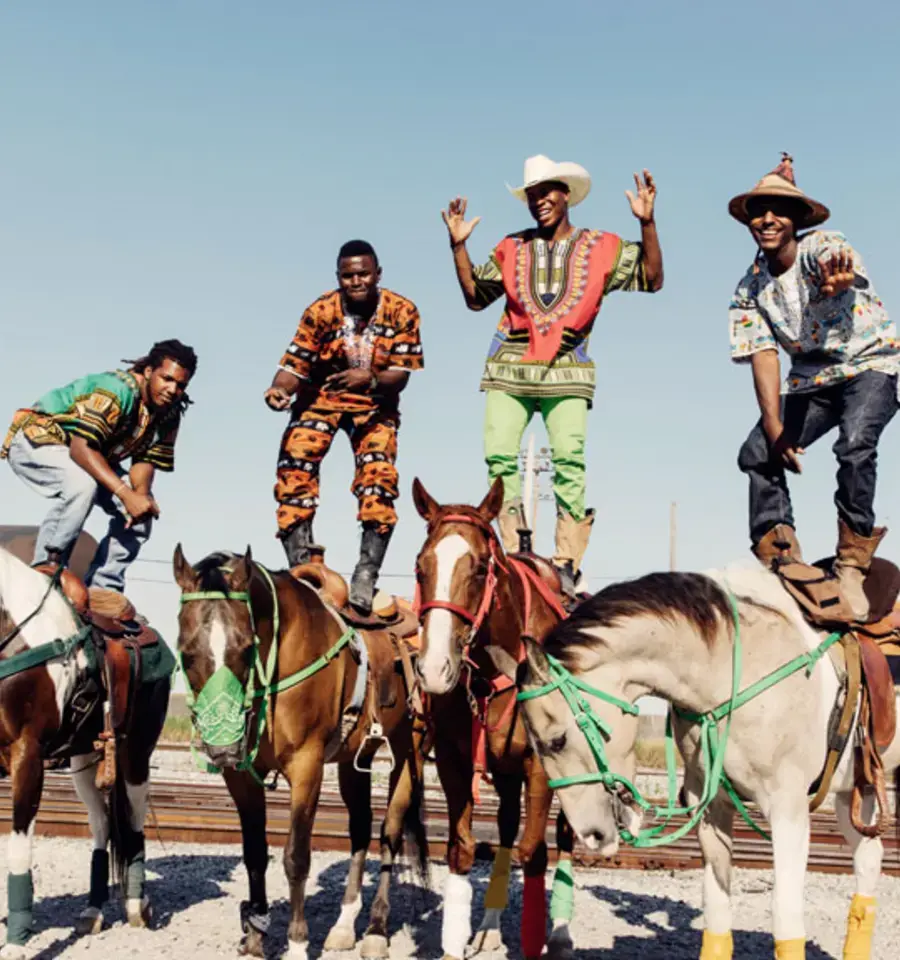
[442,155,663,597]
[729,153,900,620]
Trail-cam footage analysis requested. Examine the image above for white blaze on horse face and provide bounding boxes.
[418,533,470,694]
[208,611,229,674]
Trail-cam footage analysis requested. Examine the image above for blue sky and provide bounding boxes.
[3,1,900,688]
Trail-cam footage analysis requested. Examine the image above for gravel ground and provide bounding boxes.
[2,837,899,959]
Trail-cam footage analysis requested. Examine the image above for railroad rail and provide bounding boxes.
[1,771,897,876]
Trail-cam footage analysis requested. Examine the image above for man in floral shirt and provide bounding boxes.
[265,240,423,614]
[730,154,900,619]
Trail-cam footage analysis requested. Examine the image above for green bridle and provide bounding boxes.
[517,592,843,848]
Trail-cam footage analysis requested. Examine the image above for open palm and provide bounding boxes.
[625,170,657,224]
[442,196,481,246]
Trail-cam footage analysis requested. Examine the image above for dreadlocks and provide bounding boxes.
[122,339,197,413]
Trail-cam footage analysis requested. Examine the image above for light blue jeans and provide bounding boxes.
[6,432,151,591]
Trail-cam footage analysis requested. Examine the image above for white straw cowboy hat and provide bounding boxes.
[728,153,830,229]
[507,154,592,208]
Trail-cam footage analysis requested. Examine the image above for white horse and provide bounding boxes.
[490,561,900,960]
[0,545,167,957]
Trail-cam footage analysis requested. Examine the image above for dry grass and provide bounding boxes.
[634,738,682,770]
[161,715,193,742]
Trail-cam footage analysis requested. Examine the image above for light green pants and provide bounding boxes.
[483,390,588,522]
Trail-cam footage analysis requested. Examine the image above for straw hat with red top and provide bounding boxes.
[729,153,830,229]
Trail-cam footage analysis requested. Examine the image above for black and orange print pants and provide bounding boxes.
[275,401,399,537]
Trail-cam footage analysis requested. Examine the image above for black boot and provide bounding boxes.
[282,519,314,567]
[349,525,393,615]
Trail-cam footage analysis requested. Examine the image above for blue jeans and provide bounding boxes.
[6,433,151,591]
[738,370,899,545]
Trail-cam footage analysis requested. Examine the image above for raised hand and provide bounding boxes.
[819,250,855,298]
[625,170,657,224]
[442,196,481,247]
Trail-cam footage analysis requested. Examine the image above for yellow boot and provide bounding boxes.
[700,930,733,959]
[842,894,876,960]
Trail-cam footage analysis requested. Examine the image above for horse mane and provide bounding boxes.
[193,551,242,592]
[0,545,80,646]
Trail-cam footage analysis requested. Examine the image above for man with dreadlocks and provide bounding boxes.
[1,339,197,592]
[265,239,424,615]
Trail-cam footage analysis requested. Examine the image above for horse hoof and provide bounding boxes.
[238,932,266,958]
[75,907,104,936]
[323,926,357,952]
[470,927,504,954]
[359,934,389,958]
[126,897,153,929]
[546,932,575,960]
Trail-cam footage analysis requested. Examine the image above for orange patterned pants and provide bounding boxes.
[275,400,399,537]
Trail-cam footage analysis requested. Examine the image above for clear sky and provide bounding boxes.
[3,2,900,704]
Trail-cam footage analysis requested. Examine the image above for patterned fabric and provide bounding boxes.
[729,231,900,398]
[278,288,424,414]
[275,393,399,535]
[1,370,180,471]
[472,229,649,405]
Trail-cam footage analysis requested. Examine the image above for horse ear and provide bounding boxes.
[484,645,520,683]
[477,477,505,523]
[523,635,551,681]
[412,477,439,522]
[173,543,199,591]
[231,546,254,590]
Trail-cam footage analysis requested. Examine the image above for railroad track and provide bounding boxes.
[1,768,897,876]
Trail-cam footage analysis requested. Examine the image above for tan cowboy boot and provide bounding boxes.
[571,508,595,587]
[833,519,886,622]
[497,499,525,554]
[552,510,585,599]
[752,523,803,569]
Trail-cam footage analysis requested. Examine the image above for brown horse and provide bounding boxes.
[0,545,171,958]
[411,477,576,960]
[173,546,428,960]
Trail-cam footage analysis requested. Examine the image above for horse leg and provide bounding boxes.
[71,753,111,935]
[434,736,476,960]
[835,789,881,960]
[223,769,270,958]
[518,751,552,960]
[323,760,372,953]
[471,769,521,956]
[769,790,810,959]
[547,811,576,960]
[1,736,43,959]
[695,794,736,960]
[283,746,325,960]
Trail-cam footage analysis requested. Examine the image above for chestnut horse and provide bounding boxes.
[412,478,576,960]
[0,545,170,958]
[173,546,428,959]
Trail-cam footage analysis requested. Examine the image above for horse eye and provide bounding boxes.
[548,734,567,753]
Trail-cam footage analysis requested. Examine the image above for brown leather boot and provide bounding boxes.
[571,509,595,589]
[553,510,587,599]
[752,524,803,569]
[834,520,886,622]
[497,499,525,554]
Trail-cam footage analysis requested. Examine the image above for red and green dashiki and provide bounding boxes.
[472,228,649,406]
[0,370,180,471]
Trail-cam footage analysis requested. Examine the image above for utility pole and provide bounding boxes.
[518,437,553,537]
[669,501,677,571]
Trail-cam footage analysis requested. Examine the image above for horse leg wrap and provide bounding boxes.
[441,873,472,959]
[125,848,145,901]
[550,859,574,924]
[89,849,110,909]
[774,939,806,959]
[521,872,547,958]
[6,871,34,946]
[842,895,876,960]
[700,930,734,960]
[484,846,512,910]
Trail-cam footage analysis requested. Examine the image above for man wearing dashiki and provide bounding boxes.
[2,339,197,592]
[729,154,900,621]
[265,239,424,615]
[442,155,663,596]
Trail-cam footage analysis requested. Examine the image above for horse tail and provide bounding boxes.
[107,734,142,892]
[402,749,430,887]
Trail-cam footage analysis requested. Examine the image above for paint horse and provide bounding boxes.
[412,478,576,960]
[173,546,429,960]
[501,563,900,960]
[0,545,172,958]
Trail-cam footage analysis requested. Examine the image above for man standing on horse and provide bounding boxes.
[442,155,664,596]
[265,239,424,615]
[730,154,900,620]
[1,339,197,592]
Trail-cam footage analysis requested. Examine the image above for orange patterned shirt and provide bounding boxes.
[278,289,424,413]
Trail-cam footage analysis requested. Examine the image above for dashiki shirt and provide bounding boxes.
[278,289,424,414]
[471,228,650,407]
[729,231,900,398]
[0,370,180,470]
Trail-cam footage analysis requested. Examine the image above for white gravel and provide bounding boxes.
[3,837,900,958]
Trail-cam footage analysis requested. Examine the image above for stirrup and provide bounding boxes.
[353,721,395,772]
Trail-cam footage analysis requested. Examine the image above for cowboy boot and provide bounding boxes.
[497,499,526,555]
[282,519,314,567]
[833,519,886,622]
[552,510,584,600]
[349,525,394,615]
[570,508,595,593]
[752,523,803,569]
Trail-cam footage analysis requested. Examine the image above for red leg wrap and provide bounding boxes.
[521,871,547,958]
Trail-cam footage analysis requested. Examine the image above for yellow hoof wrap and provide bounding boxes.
[484,847,513,910]
[843,895,876,960]
[699,930,733,959]
[774,939,806,959]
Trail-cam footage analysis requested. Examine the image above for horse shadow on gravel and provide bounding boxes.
[577,883,837,960]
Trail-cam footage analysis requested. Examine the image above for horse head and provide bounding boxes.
[411,476,504,695]
[173,544,259,769]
